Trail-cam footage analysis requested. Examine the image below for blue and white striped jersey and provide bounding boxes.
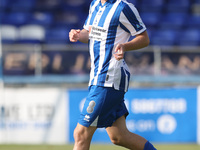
[84,0,146,92]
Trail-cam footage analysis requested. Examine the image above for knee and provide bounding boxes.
[110,135,124,146]
[74,125,93,143]
[73,126,85,142]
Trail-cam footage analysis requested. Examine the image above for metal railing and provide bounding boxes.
[1,44,200,86]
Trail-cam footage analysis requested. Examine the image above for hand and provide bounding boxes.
[113,44,125,61]
[69,29,81,42]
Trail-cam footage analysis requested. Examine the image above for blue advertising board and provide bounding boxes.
[68,88,198,143]
[125,88,197,143]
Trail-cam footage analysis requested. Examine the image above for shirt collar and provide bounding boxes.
[107,0,116,3]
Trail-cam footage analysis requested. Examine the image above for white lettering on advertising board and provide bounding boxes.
[157,114,177,134]
[127,120,155,132]
[131,98,187,114]
[0,88,67,144]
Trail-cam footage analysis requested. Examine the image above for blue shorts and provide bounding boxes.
[78,85,129,128]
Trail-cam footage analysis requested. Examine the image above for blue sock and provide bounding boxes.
[144,141,157,150]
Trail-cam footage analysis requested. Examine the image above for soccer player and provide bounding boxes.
[69,0,157,150]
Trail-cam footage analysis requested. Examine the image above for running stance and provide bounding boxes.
[69,0,157,150]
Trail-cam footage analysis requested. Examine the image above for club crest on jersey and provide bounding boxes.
[136,24,141,29]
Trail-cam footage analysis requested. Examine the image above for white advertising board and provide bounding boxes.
[0,87,68,144]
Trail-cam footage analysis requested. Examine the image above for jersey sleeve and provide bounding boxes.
[119,3,146,36]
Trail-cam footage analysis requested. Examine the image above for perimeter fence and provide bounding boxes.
[1,44,200,86]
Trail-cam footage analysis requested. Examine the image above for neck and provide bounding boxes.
[101,0,107,4]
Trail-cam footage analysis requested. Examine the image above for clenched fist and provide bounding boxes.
[69,29,81,42]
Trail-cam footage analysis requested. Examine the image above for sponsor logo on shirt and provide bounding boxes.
[89,25,107,41]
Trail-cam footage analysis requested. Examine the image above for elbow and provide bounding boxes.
[146,37,150,47]
[140,31,150,48]
[143,30,150,47]
[142,37,150,48]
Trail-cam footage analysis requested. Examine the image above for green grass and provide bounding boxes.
[0,144,200,150]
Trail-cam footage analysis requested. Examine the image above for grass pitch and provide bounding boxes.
[0,144,199,150]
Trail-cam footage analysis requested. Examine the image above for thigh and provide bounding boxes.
[106,115,128,138]
[73,123,97,150]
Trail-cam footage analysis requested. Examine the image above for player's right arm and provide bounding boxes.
[69,29,89,44]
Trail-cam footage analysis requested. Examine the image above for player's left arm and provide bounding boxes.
[114,31,149,61]
[123,30,150,51]
[114,3,150,61]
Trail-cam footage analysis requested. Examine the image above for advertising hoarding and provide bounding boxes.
[69,87,198,143]
[0,88,67,144]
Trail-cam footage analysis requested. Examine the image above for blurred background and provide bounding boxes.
[0,0,200,147]
[0,0,200,85]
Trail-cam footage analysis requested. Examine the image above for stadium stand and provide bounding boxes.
[166,0,191,13]
[159,12,188,30]
[8,0,36,12]
[35,0,61,12]
[45,27,69,44]
[139,0,165,13]
[140,12,161,28]
[0,0,199,46]
[150,29,179,46]
[28,12,54,27]
[177,29,200,46]
[0,0,9,12]
[0,0,200,80]
[1,25,18,44]
[2,12,31,26]
[187,14,200,29]
[18,25,45,43]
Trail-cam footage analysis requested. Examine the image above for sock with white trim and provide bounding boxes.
[144,141,157,150]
